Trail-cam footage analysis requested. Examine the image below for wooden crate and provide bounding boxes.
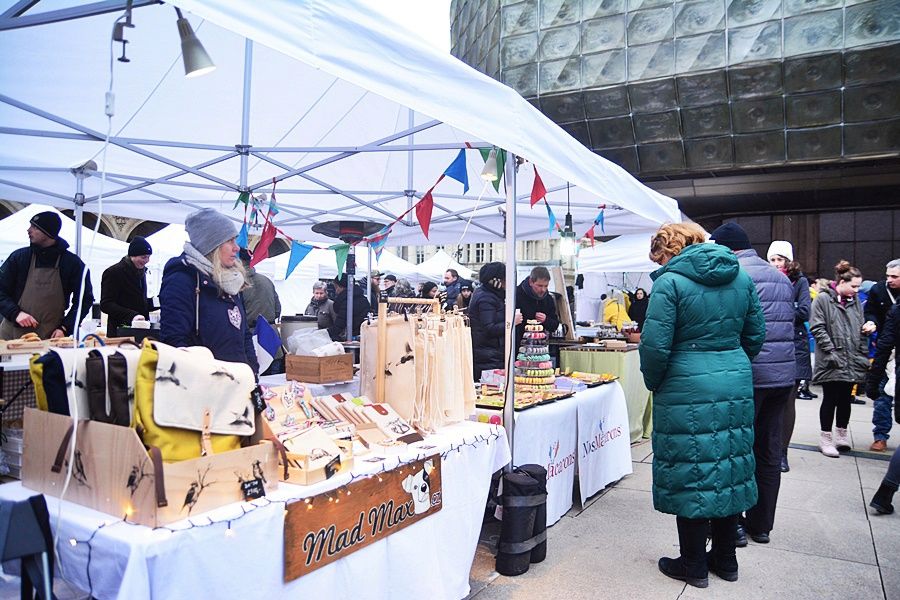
[22,408,278,527]
[285,353,353,384]
[255,415,354,486]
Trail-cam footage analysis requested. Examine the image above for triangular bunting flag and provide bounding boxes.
[531,166,547,207]
[416,176,440,240]
[366,226,391,261]
[597,208,605,233]
[544,200,557,236]
[285,241,313,279]
[249,221,277,268]
[233,191,250,210]
[443,149,469,193]
[330,244,350,278]
[236,222,249,249]
[586,225,596,248]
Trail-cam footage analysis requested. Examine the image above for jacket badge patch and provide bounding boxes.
[227,305,242,329]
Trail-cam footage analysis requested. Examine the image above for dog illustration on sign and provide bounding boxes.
[401,460,436,514]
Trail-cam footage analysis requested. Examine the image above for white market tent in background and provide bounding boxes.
[0,0,680,248]
[417,249,474,281]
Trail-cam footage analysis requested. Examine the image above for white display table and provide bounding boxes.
[477,382,632,525]
[0,421,509,600]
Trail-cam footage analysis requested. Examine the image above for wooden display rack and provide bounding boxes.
[22,408,278,527]
[373,297,440,403]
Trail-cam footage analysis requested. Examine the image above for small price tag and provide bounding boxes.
[241,478,266,501]
[324,455,341,479]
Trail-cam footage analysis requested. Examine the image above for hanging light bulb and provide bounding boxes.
[480,149,498,182]
[175,8,216,78]
[560,182,577,257]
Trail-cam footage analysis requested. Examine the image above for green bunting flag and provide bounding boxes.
[233,190,250,210]
[479,147,506,192]
[330,243,350,278]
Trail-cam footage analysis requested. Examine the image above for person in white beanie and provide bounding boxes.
[767,240,813,473]
[159,208,259,374]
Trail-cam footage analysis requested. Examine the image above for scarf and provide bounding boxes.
[183,242,245,296]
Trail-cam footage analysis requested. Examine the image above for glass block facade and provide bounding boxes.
[450,0,900,176]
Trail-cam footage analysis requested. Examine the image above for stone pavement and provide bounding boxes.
[468,386,900,600]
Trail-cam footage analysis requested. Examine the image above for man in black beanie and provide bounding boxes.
[0,210,94,340]
[710,222,795,547]
[100,235,155,336]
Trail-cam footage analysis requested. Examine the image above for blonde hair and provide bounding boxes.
[649,223,707,264]
[206,246,249,292]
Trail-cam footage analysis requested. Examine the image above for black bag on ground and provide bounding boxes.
[495,465,547,576]
[515,464,547,563]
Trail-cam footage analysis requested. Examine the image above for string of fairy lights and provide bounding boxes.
[62,427,505,596]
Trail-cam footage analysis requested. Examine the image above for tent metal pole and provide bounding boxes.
[406,109,414,227]
[74,179,84,256]
[503,152,517,472]
[239,39,253,191]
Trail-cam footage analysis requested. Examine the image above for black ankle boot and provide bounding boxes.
[658,557,709,588]
[797,380,816,400]
[870,483,897,515]
[780,450,790,473]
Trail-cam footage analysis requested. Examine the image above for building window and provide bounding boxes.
[474,243,485,263]
[415,246,425,264]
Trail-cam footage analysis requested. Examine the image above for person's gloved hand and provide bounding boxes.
[865,379,880,401]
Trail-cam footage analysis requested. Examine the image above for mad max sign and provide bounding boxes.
[284,456,442,580]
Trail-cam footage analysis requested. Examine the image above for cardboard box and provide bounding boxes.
[22,409,278,527]
[286,353,353,384]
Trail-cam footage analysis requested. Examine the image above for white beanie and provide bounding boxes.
[767,240,794,262]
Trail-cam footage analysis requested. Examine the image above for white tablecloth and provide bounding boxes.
[477,382,632,525]
[258,373,360,398]
[0,422,509,600]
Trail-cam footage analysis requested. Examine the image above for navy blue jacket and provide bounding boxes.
[735,249,796,388]
[159,255,258,375]
[790,274,813,381]
[864,280,898,332]
[867,304,899,410]
[0,238,93,335]
[468,286,507,379]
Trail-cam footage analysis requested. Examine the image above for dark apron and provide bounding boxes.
[0,254,66,340]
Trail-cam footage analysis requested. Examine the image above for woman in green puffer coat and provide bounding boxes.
[639,223,766,588]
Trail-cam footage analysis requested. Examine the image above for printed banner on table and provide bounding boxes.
[284,455,442,581]
[575,382,632,503]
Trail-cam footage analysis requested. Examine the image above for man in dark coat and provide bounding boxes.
[0,211,93,340]
[864,259,900,332]
[443,268,470,311]
[101,236,154,336]
[327,274,371,341]
[468,262,519,380]
[515,266,559,350]
[711,223,795,546]
[865,259,899,451]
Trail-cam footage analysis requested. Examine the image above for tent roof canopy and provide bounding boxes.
[0,0,680,246]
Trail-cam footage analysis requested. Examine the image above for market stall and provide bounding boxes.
[560,346,652,443]
[0,421,508,600]
[477,382,632,525]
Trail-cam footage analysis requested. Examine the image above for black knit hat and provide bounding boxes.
[709,222,751,251]
[30,211,61,240]
[128,236,152,257]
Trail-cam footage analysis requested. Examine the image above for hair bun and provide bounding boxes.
[834,260,851,275]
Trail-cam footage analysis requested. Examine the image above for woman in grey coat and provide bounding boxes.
[810,260,875,457]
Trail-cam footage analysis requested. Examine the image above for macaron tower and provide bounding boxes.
[514,320,555,391]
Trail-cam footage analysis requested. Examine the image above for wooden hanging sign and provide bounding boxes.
[284,455,442,581]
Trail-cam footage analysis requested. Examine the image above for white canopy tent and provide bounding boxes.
[0,0,681,462]
[0,0,679,247]
[417,249,474,282]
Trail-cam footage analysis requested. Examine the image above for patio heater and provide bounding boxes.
[310,220,384,342]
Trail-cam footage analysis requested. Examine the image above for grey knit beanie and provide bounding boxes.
[185,209,237,256]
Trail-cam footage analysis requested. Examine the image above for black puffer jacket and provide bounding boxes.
[789,273,812,381]
[864,280,898,332]
[100,257,151,335]
[328,284,371,341]
[0,238,93,335]
[468,285,506,379]
[515,278,560,349]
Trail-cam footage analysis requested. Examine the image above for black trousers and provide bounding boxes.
[745,386,791,535]
[819,381,855,430]
[675,514,739,576]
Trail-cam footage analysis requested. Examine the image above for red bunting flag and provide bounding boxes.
[585,224,596,248]
[530,166,546,207]
[250,221,277,267]
[416,187,435,240]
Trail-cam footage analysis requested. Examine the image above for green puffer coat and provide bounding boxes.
[639,243,766,519]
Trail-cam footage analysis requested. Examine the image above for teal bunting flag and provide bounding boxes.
[285,241,314,279]
[236,222,249,249]
[545,201,557,236]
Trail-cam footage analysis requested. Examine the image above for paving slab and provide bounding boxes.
[883,566,900,600]
[630,440,653,463]
[612,460,652,493]
[680,545,883,600]
[870,512,900,569]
